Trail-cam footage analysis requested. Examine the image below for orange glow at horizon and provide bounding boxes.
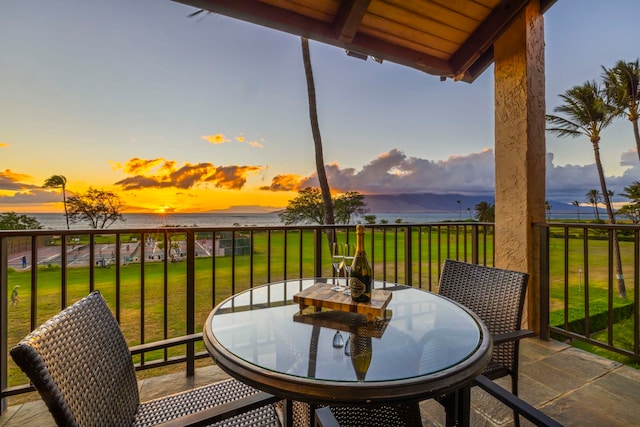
[120,187,293,213]
[1,183,295,214]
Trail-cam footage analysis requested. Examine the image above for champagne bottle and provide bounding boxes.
[349,225,372,302]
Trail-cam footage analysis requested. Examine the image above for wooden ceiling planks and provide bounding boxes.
[263,0,338,23]
[360,13,459,59]
[368,1,471,42]
[173,0,554,82]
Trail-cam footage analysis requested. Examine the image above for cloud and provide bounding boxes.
[233,134,264,148]
[203,133,264,148]
[202,134,231,144]
[620,148,638,167]
[259,148,640,203]
[246,139,264,148]
[0,170,40,191]
[284,149,496,195]
[546,151,640,198]
[0,170,67,205]
[114,158,263,190]
[122,157,168,174]
[109,160,122,170]
[0,190,62,205]
[260,174,303,191]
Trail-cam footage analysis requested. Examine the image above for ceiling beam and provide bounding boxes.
[333,0,371,43]
[462,47,494,83]
[449,0,530,76]
[173,0,453,76]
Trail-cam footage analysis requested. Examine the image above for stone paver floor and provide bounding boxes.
[3,338,640,426]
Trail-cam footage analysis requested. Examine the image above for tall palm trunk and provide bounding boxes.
[301,37,335,246]
[592,139,627,298]
[62,184,69,229]
[632,117,640,163]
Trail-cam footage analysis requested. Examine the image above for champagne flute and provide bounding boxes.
[331,242,345,291]
[342,243,354,295]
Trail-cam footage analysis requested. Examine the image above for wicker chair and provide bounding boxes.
[316,260,532,427]
[438,259,532,427]
[10,291,281,427]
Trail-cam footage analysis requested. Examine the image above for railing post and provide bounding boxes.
[404,226,413,286]
[538,224,550,340]
[314,228,323,279]
[186,230,195,376]
[471,225,479,265]
[1,236,7,413]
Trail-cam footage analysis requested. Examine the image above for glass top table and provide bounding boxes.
[203,278,492,415]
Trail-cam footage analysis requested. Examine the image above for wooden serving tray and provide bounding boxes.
[293,282,392,320]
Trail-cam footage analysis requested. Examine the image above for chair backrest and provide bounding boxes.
[438,259,529,372]
[11,291,140,427]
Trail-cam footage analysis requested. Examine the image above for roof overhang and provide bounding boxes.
[173,0,556,82]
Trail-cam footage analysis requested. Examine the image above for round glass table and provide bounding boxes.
[203,278,492,425]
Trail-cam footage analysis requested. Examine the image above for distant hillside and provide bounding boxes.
[363,193,575,213]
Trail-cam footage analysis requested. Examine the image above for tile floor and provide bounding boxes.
[2,338,640,426]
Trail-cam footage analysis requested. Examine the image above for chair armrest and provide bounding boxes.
[315,406,341,427]
[155,391,281,427]
[129,333,203,355]
[473,375,562,427]
[493,330,535,345]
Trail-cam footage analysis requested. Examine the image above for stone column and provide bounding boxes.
[493,0,546,332]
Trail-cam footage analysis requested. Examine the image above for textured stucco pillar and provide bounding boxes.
[494,0,545,332]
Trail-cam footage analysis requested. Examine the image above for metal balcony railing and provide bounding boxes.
[8,221,640,410]
[536,222,640,361]
[0,222,493,409]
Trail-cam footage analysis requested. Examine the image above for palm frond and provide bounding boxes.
[546,114,585,138]
[547,80,618,142]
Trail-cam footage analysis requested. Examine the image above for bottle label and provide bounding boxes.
[350,277,367,298]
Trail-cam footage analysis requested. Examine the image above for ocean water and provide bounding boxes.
[29,211,584,230]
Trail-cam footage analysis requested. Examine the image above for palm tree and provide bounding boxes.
[620,181,640,224]
[586,189,602,220]
[545,200,552,220]
[602,59,640,163]
[571,200,581,221]
[456,200,461,220]
[547,81,626,298]
[474,201,494,222]
[622,180,640,202]
[43,175,69,229]
[300,37,335,245]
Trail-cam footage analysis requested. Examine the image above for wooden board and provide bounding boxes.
[293,282,392,320]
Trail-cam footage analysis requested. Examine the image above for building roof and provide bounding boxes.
[173,0,556,82]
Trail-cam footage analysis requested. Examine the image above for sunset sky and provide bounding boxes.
[1,1,640,213]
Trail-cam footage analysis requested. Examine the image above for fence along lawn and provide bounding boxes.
[5,225,637,389]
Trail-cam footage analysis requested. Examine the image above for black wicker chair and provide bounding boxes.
[10,291,281,427]
[438,259,532,427]
[315,260,532,427]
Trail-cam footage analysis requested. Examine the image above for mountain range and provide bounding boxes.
[219,193,578,214]
[362,193,576,214]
